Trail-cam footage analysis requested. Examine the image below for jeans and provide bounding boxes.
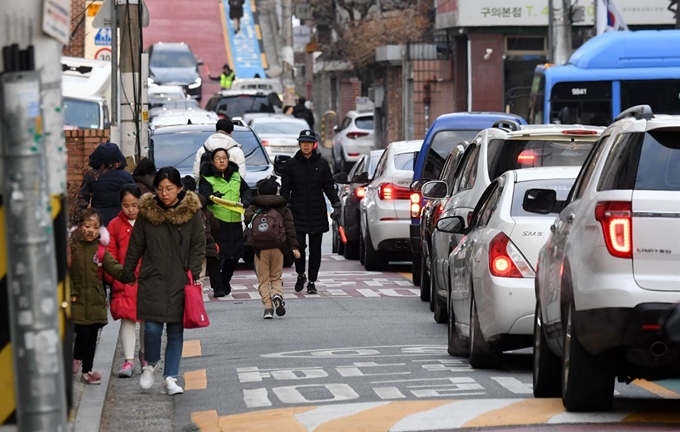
[295,232,323,281]
[144,321,183,378]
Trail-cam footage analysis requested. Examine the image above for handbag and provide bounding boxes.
[183,271,210,329]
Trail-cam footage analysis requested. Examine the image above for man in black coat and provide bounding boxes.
[280,130,341,294]
[292,97,315,130]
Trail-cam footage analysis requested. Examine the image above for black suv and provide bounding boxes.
[205,90,279,119]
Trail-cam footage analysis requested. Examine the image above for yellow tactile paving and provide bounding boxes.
[184,369,207,391]
[314,400,451,432]
[633,379,680,399]
[218,407,314,432]
[254,24,261,40]
[398,272,413,282]
[623,409,680,424]
[192,410,220,432]
[462,398,565,427]
[182,340,202,358]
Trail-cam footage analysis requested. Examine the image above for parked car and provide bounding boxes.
[148,85,188,109]
[147,42,203,100]
[332,110,375,173]
[533,106,680,412]
[148,99,201,120]
[230,78,283,95]
[425,123,604,324]
[249,116,309,157]
[204,89,279,119]
[332,149,384,259]
[410,112,527,286]
[360,140,421,270]
[150,110,219,129]
[438,166,579,369]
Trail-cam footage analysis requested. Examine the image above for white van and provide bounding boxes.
[61,56,111,130]
[230,78,282,96]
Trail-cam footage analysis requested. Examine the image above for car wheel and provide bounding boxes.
[433,286,448,324]
[469,297,501,369]
[359,232,365,265]
[447,273,469,357]
[412,253,422,287]
[419,255,430,302]
[344,239,360,260]
[561,303,615,412]
[364,229,388,271]
[532,302,561,398]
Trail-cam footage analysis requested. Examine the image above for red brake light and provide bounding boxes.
[378,183,410,200]
[347,153,360,157]
[261,140,268,146]
[561,130,599,135]
[595,201,632,258]
[517,150,536,165]
[488,232,534,278]
[410,192,421,218]
[355,187,366,199]
[346,132,369,139]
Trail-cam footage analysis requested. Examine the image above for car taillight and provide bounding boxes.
[517,150,536,166]
[346,131,369,139]
[355,187,366,199]
[595,201,632,258]
[410,192,421,218]
[561,130,599,135]
[488,232,535,278]
[261,140,268,146]
[433,204,444,223]
[378,183,410,200]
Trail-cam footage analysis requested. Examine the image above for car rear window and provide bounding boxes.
[394,152,417,171]
[355,116,374,130]
[422,130,480,180]
[216,95,275,118]
[511,179,575,217]
[487,139,594,180]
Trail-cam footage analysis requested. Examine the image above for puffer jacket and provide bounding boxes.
[192,133,246,178]
[107,211,140,321]
[279,150,339,234]
[120,191,205,323]
[244,195,299,255]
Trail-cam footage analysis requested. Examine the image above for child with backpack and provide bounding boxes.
[244,176,300,319]
[70,209,124,384]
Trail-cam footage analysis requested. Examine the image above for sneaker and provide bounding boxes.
[81,371,102,385]
[263,308,274,319]
[273,295,286,316]
[162,377,184,395]
[295,274,307,292]
[139,363,157,390]
[213,289,226,298]
[118,361,135,378]
[72,359,82,376]
[307,281,318,294]
[224,282,232,296]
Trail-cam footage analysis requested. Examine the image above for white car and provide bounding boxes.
[150,110,219,129]
[437,167,579,369]
[533,105,680,412]
[249,116,309,157]
[360,140,422,270]
[332,110,375,173]
[423,123,604,324]
[147,85,187,108]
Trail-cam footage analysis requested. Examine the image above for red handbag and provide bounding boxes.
[183,271,210,329]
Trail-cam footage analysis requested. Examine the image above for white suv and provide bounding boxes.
[533,105,680,412]
[332,110,375,173]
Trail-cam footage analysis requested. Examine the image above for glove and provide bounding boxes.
[331,203,341,221]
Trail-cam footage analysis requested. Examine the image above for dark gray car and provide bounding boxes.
[147,42,203,100]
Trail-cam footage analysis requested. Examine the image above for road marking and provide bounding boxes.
[356,289,381,297]
[184,369,207,391]
[295,402,388,431]
[546,410,630,424]
[218,0,233,71]
[491,377,533,394]
[191,410,220,432]
[373,386,407,399]
[273,383,360,404]
[391,399,517,431]
[632,379,680,399]
[221,407,313,431]
[182,340,202,358]
[623,409,680,424]
[243,388,272,408]
[329,254,345,260]
[463,398,564,427]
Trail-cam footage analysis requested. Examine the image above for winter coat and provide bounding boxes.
[203,207,220,258]
[199,161,252,259]
[244,195,299,256]
[292,103,315,129]
[107,212,140,321]
[229,0,245,19]
[280,150,339,234]
[134,174,155,195]
[78,169,135,226]
[193,133,246,179]
[70,235,124,326]
[120,191,205,323]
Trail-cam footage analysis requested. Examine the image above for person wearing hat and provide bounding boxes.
[279,130,341,294]
[209,64,236,90]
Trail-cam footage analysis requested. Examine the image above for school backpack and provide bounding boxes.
[246,207,286,249]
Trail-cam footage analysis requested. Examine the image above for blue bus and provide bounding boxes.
[527,30,680,126]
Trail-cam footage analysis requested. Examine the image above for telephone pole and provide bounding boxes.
[118,0,142,159]
[281,0,296,107]
[549,0,572,65]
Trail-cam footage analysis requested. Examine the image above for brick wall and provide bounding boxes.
[63,0,87,57]
[385,66,403,144]
[338,77,361,119]
[65,129,110,188]
[469,33,504,112]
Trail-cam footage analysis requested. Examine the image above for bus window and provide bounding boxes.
[550,81,612,126]
[621,80,680,115]
[528,73,545,124]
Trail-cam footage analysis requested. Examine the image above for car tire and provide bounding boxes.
[359,232,365,265]
[412,253,422,287]
[419,255,430,302]
[344,239,360,260]
[447,273,469,357]
[364,229,388,271]
[561,303,615,412]
[469,297,501,369]
[433,287,448,324]
[532,302,561,398]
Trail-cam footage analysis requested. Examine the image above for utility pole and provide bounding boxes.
[281,0,296,107]
[110,0,120,146]
[549,0,572,65]
[0,1,68,430]
[118,0,142,160]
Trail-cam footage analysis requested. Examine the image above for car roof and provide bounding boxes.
[511,166,581,183]
[251,116,307,125]
[150,42,192,52]
[217,89,270,97]
[389,140,423,153]
[346,110,374,118]
[370,149,385,157]
[505,124,604,138]
[151,123,250,135]
[431,112,527,129]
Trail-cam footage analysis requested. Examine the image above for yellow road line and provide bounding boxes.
[463,398,565,427]
[250,0,256,13]
[0,344,16,424]
[315,400,451,432]
[182,340,202,358]
[623,409,680,424]
[632,379,680,399]
[254,23,261,40]
[219,1,234,69]
[260,53,269,70]
[184,369,207,391]
[218,407,314,431]
[191,410,220,432]
[398,272,413,282]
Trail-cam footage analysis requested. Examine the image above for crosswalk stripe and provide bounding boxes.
[490,377,533,394]
[182,340,202,358]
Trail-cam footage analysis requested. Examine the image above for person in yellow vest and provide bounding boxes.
[210,64,236,90]
[198,148,252,294]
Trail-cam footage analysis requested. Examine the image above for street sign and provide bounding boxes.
[95,48,112,61]
[42,0,71,45]
[295,3,312,20]
[93,0,150,28]
[94,28,112,46]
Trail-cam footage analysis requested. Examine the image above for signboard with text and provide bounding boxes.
[85,1,111,60]
[437,0,675,28]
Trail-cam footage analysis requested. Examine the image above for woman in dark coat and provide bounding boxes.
[229,0,245,33]
[198,148,252,294]
[77,142,135,225]
[120,167,205,396]
[132,157,157,194]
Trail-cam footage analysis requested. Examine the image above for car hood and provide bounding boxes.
[243,164,274,189]
[150,67,198,85]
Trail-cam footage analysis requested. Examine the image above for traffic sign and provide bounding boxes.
[94,28,111,46]
[95,47,112,61]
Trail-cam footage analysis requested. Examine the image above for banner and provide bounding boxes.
[596,0,629,34]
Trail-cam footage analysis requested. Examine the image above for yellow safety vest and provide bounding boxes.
[220,71,235,90]
[204,171,242,222]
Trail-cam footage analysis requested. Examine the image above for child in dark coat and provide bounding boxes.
[244,176,299,319]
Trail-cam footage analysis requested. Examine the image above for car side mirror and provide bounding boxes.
[333,172,350,184]
[351,172,369,184]
[523,188,559,214]
[274,155,291,175]
[437,216,465,233]
[421,180,447,199]
[410,178,428,193]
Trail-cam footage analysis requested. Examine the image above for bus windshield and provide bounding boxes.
[549,81,612,126]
